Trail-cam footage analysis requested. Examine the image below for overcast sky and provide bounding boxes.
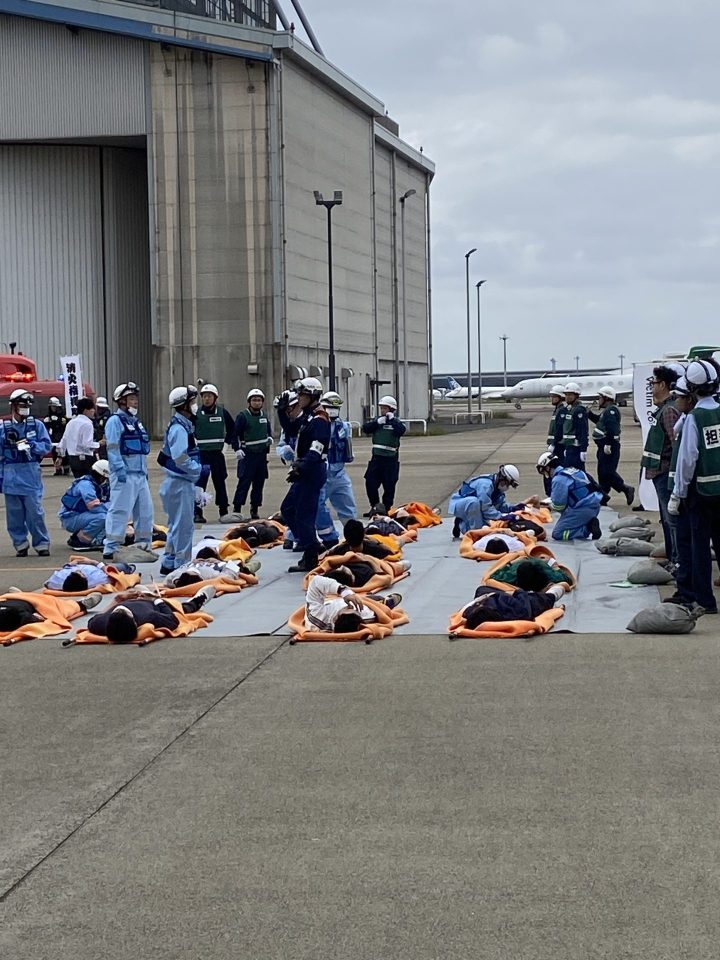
[303,0,720,373]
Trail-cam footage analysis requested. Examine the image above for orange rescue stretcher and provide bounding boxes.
[303,551,410,595]
[288,595,410,643]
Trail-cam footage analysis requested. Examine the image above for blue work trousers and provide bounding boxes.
[448,494,497,536]
[316,469,356,542]
[561,447,584,470]
[233,453,268,511]
[160,476,196,570]
[4,492,50,551]
[104,472,154,554]
[596,441,626,494]
[61,511,107,546]
[364,457,400,511]
[651,472,676,564]
[551,492,602,541]
[280,461,327,551]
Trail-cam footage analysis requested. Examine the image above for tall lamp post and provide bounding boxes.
[464,247,477,414]
[500,334,509,387]
[619,353,625,374]
[314,189,343,390]
[475,280,486,412]
[574,355,580,373]
[399,189,416,418]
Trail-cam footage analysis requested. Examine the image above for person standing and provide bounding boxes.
[543,385,566,496]
[159,386,203,576]
[277,377,330,572]
[0,390,53,556]
[362,396,406,515]
[639,365,681,564]
[232,388,272,521]
[44,396,70,476]
[559,383,588,470]
[58,397,99,477]
[103,382,156,563]
[315,391,357,549]
[93,396,112,453]
[194,383,237,523]
[59,459,111,551]
[588,387,634,505]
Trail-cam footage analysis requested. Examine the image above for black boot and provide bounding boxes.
[288,549,319,573]
[624,484,635,506]
[250,507,260,520]
[452,518,461,540]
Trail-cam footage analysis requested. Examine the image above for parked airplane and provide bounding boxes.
[444,377,506,401]
[500,371,633,408]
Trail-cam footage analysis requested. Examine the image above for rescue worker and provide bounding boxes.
[158,386,203,575]
[59,458,110,551]
[315,391,357,548]
[277,377,330,572]
[232,388,272,521]
[103,382,156,563]
[588,386,634,504]
[194,383,237,523]
[543,384,566,494]
[93,396,112,452]
[0,390,53,556]
[639,364,681,563]
[536,452,602,541]
[668,360,720,615]
[448,464,524,538]
[559,382,589,470]
[362,396,406,514]
[274,391,300,549]
[44,396,70,476]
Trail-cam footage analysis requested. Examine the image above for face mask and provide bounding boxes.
[18,406,30,417]
[327,408,340,419]
[127,406,138,417]
[190,402,199,416]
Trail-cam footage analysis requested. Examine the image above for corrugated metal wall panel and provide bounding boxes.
[0,14,146,140]
[0,144,104,386]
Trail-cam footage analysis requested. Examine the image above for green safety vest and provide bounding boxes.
[692,405,720,497]
[547,405,564,446]
[238,409,271,452]
[372,424,401,458]
[640,398,674,470]
[668,418,684,483]
[560,402,581,447]
[195,404,227,452]
[592,404,621,442]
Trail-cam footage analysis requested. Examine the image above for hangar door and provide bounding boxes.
[0,144,151,408]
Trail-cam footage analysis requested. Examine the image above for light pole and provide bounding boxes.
[399,189,416,418]
[465,248,477,414]
[500,334,509,387]
[550,357,557,373]
[475,280,486,412]
[574,355,580,372]
[314,189,343,391]
[619,353,625,374]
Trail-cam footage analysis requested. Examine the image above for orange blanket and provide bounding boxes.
[71,599,213,646]
[160,573,257,598]
[303,552,410,595]
[459,527,537,561]
[481,546,576,593]
[366,533,404,562]
[448,605,564,639]
[0,592,84,645]
[223,519,286,549]
[194,537,255,563]
[391,502,442,528]
[43,559,141,597]
[288,595,410,643]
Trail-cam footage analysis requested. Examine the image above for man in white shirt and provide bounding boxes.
[304,570,402,633]
[58,398,99,477]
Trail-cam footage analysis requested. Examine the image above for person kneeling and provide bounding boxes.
[85,585,216,644]
[536,452,603,541]
[305,571,401,634]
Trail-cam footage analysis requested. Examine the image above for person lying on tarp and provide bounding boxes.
[0,591,103,633]
[224,521,283,547]
[305,573,402,634]
[84,584,216,644]
[461,578,566,629]
[472,533,527,555]
[367,505,418,531]
[490,556,573,589]
[325,519,397,561]
[44,557,136,593]
[163,557,259,588]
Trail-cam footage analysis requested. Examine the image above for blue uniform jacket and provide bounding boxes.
[0,416,53,496]
[105,411,150,478]
[453,474,520,521]
[162,414,202,484]
[328,419,353,475]
[550,467,592,511]
[59,475,109,519]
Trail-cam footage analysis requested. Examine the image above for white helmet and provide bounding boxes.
[685,359,719,394]
[201,384,219,398]
[247,388,265,401]
[96,396,109,408]
[598,386,616,401]
[113,382,140,403]
[665,361,686,383]
[673,376,691,397]
[49,395,61,406]
[92,459,110,479]
[498,464,520,487]
[9,389,33,405]
[549,385,565,399]
[169,384,199,408]
[320,391,343,408]
[379,395,398,410]
[297,377,323,397]
[537,451,560,474]
[564,382,581,395]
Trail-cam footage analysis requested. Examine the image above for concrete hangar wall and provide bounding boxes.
[0,0,434,431]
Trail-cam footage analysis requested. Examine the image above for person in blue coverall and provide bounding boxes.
[103,382,156,562]
[59,458,111,550]
[0,389,53,556]
[449,464,524,538]
[277,377,331,572]
[159,385,205,575]
[315,391,356,548]
[536,452,603,541]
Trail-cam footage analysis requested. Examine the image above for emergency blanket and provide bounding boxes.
[194,536,255,563]
[43,559,141,597]
[517,506,553,526]
[71,600,213,646]
[288,595,410,643]
[0,593,84,645]
[447,605,564,639]
[459,527,537,561]
[390,502,442,529]
[481,546,576,593]
[223,519,286,548]
[303,551,410,595]
[160,573,258,598]
[366,533,405,562]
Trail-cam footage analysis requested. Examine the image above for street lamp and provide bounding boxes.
[475,280,486,412]
[619,353,625,374]
[574,355,580,372]
[399,189,416,418]
[314,189,343,391]
[500,334,509,387]
[464,248,477,414]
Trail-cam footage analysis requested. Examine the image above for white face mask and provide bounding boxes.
[190,402,199,416]
[127,406,138,417]
[17,406,31,417]
[327,408,340,419]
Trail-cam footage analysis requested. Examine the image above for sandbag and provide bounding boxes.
[650,544,668,559]
[626,560,674,585]
[607,527,655,541]
[609,516,651,532]
[626,604,697,634]
[596,538,655,557]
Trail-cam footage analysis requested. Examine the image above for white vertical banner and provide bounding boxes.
[60,355,83,418]
[632,362,659,511]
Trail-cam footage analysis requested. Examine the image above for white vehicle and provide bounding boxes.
[501,371,633,408]
[444,377,506,401]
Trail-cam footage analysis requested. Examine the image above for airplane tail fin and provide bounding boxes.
[447,377,461,390]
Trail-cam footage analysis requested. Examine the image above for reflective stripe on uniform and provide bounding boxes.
[372,443,398,453]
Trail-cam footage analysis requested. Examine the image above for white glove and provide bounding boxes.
[386,412,394,421]
[603,445,612,455]
[16,440,30,454]
[236,449,245,461]
[376,416,386,425]
[195,489,213,507]
[580,451,587,463]
[668,494,681,516]
[547,445,555,454]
